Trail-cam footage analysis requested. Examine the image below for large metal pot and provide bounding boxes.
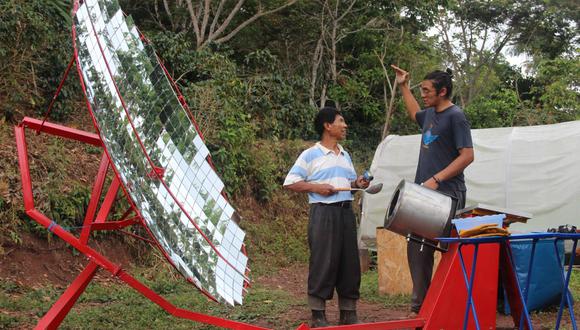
[384,180,456,241]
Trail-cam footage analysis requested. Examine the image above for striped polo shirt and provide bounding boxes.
[283,142,357,204]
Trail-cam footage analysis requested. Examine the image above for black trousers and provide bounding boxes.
[407,190,466,313]
[307,203,361,301]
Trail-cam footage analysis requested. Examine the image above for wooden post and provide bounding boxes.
[377,228,441,295]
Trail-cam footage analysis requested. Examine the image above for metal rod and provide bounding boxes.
[457,244,481,330]
[80,153,109,244]
[38,55,76,134]
[519,238,538,328]
[406,234,447,252]
[555,238,578,330]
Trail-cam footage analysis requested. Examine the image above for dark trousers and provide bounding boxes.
[307,203,361,302]
[407,190,466,313]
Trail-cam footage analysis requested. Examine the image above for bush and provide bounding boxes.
[0,0,80,122]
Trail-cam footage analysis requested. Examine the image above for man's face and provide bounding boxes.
[420,80,446,107]
[325,114,348,140]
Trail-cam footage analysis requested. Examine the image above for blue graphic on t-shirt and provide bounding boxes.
[423,128,439,145]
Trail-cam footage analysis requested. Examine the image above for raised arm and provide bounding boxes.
[391,64,421,122]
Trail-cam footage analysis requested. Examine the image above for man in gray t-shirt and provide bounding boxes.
[391,65,474,315]
[415,104,473,191]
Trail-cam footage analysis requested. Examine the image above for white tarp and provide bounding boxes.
[360,120,580,248]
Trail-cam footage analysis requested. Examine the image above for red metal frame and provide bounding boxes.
[15,118,267,329]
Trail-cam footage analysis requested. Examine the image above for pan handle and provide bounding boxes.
[334,187,361,192]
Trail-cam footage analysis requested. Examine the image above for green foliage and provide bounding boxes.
[46,184,91,231]
[465,89,520,128]
[533,56,580,121]
[509,0,579,59]
[0,0,80,121]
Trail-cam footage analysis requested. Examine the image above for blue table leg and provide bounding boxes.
[519,239,538,329]
[554,238,578,330]
[458,243,481,330]
[504,241,533,330]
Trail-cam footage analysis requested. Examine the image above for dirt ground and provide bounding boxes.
[256,263,573,329]
[0,233,133,288]
[256,263,412,327]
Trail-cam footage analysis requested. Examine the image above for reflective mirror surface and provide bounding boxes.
[74,0,248,305]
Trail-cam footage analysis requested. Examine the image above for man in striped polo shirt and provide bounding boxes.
[284,106,369,327]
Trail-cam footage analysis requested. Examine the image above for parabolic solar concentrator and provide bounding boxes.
[15,0,264,328]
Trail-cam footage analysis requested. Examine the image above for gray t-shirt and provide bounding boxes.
[414,105,473,192]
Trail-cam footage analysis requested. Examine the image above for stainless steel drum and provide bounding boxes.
[384,180,456,241]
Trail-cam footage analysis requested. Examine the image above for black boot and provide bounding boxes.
[339,310,359,325]
[311,310,329,328]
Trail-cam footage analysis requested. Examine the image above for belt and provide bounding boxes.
[315,201,352,209]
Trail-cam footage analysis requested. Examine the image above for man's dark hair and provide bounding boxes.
[424,68,453,99]
[314,106,340,137]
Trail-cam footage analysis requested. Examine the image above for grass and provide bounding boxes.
[360,271,410,307]
[0,265,305,330]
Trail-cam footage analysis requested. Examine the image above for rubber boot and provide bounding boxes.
[339,310,359,325]
[311,310,329,328]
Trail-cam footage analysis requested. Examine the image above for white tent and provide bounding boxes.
[360,120,580,248]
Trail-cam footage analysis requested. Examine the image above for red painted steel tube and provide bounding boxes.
[14,125,35,212]
[80,153,110,244]
[35,261,99,330]
[90,217,140,231]
[118,229,156,245]
[116,206,135,222]
[22,117,102,146]
[298,318,426,330]
[94,177,120,223]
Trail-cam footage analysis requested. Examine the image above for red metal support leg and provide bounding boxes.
[94,176,121,223]
[35,261,100,330]
[80,152,109,244]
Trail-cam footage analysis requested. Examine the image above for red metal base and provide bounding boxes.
[16,117,267,330]
[420,242,499,329]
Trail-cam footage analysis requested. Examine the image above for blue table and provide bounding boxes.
[438,233,579,330]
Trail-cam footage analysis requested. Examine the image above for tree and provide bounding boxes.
[435,0,579,108]
[530,56,580,123]
[306,0,363,109]
[144,0,297,50]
